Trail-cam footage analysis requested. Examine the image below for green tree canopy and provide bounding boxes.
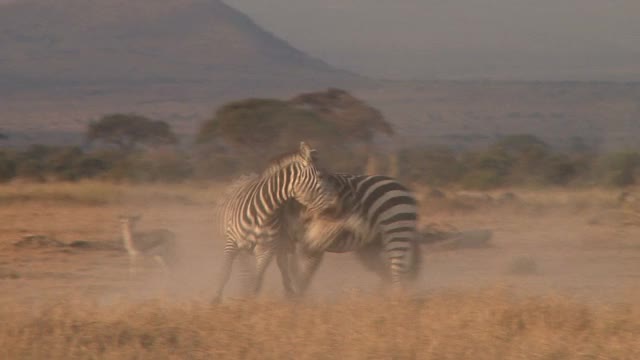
[87,114,177,151]
[492,134,549,156]
[197,89,393,156]
[290,88,393,143]
[197,99,339,151]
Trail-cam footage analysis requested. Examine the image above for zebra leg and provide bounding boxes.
[252,243,275,296]
[212,243,238,303]
[295,250,324,296]
[276,248,296,298]
[237,252,256,297]
[287,244,300,292]
[385,240,412,294]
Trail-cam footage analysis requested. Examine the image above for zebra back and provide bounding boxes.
[284,173,421,283]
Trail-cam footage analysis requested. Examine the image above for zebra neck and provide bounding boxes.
[244,172,294,223]
[262,167,295,205]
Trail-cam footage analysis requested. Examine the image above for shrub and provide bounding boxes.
[399,146,465,186]
[460,169,505,190]
[541,155,578,186]
[595,151,640,187]
[0,150,17,182]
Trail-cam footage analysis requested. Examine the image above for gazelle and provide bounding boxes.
[118,214,178,277]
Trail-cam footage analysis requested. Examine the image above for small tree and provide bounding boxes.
[197,99,338,152]
[291,88,394,173]
[197,98,342,171]
[197,89,393,174]
[289,88,394,144]
[87,114,177,151]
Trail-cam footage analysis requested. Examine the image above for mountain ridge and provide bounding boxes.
[0,0,359,91]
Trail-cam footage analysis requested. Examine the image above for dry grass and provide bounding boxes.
[1,182,640,359]
[506,256,539,276]
[0,180,228,205]
[416,186,637,218]
[0,292,638,360]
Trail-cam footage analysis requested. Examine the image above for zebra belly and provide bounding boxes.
[324,231,367,253]
[232,225,277,251]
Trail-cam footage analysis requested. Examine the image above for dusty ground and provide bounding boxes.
[1,185,638,304]
[0,184,639,359]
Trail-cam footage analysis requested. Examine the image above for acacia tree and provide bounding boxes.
[86,114,177,151]
[291,88,394,173]
[197,89,394,172]
[289,88,393,144]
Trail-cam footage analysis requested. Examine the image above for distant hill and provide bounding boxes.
[0,0,358,92]
[1,1,640,152]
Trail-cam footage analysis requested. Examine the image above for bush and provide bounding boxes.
[399,146,465,186]
[0,150,17,182]
[541,155,578,186]
[595,151,640,187]
[460,169,505,190]
[46,146,86,181]
[457,149,512,189]
[101,149,193,183]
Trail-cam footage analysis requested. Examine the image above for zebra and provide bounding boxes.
[282,174,421,295]
[213,142,338,302]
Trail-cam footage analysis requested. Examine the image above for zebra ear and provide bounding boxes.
[299,141,316,163]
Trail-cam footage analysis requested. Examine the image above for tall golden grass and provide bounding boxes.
[0,291,637,360]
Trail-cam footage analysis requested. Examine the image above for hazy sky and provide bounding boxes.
[225,0,640,81]
[2,0,639,80]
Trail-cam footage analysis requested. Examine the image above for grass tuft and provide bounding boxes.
[0,293,638,359]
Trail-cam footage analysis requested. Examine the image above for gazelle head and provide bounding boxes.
[118,214,142,230]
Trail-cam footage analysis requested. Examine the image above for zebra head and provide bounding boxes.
[289,142,338,214]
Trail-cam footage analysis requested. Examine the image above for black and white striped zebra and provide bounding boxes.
[283,174,421,295]
[213,142,337,302]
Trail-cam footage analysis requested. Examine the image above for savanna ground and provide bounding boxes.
[0,182,639,359]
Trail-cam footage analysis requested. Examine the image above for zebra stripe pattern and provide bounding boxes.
[283,174,420,294]
[213,142,337,302]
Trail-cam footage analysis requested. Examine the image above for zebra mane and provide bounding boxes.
[221,173,259,199]
[262,148,312,177]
